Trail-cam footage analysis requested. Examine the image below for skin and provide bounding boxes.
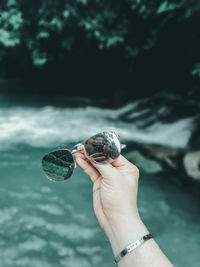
[73,149,173,267]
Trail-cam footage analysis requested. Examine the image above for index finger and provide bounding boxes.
[75,155,101,183]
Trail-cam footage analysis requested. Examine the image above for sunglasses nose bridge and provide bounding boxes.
[70,143,84,154]
[121,144,126,150]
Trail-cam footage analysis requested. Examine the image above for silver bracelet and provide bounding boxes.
[114,234,153,265]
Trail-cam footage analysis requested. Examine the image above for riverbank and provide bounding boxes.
[0,90,199,181]
[124,141,200,183]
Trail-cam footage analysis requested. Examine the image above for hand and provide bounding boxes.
[74,150,173,267]
[73,149,140,238]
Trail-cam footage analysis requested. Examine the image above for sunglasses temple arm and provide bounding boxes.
[71,143,126,153]
[70,143,85,154]
[69,140,126,153]
[121,144,126,150]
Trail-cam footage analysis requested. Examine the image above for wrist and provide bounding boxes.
[107,212,149,258]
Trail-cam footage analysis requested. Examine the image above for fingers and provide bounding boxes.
[111,155,139,172]
[74,151,139,181]
[75,150,118,183]
[73,151,87,160]
[111,155,132,167]
[75,156,101,183]
[90,161,119,180]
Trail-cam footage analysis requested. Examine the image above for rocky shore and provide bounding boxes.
[124,141,200,181]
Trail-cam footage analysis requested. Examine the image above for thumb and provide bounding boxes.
[90,161,119,181]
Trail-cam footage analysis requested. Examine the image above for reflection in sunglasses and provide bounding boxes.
[41,131,126,181]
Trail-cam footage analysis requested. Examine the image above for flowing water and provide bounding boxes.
[0,102,200,266]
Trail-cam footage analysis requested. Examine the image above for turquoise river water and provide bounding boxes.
[0,104,200,266]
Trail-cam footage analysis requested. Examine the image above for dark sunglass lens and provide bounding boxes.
[84,131,121,164]
[41,149,75,181]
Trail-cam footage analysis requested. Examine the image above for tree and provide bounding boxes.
[0,0,199,97]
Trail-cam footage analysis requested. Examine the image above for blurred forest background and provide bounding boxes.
[0,0,200,102]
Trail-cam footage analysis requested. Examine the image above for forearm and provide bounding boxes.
[107,212,173,267]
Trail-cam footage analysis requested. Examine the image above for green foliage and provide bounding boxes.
[192,64,200,78]
[0,7,23,47]
[157,1,180,14]
[0,0,199,80]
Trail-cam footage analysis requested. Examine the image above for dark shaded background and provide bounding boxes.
[0,0,200,104]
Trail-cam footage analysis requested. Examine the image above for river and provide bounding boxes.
[0,100,199,266]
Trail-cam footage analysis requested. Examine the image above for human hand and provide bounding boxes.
[74,150,173,267]
[73,149,140,239]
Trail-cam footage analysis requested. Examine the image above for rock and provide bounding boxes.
[141,144,180,169]
[183,151,200,180]
[124,142,200,180]
[125,150,163,174]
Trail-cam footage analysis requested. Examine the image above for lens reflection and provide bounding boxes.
[84,131,121,164]
[41,149,75,181]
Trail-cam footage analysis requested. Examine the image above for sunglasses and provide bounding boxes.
[41,131,126,182]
